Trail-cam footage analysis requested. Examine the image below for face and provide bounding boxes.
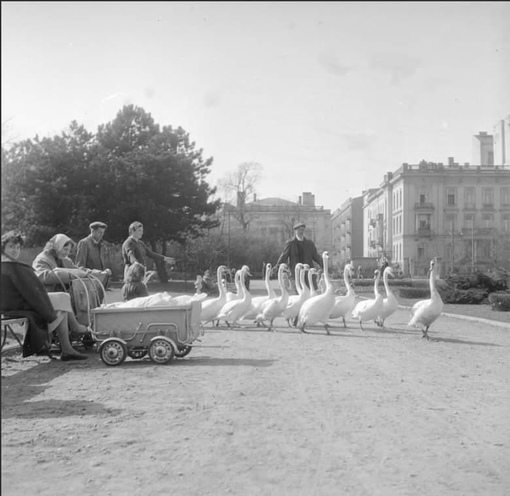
[60,242,72,259]
[91,228,106,242]
[3,241,21,259]
[295,227,305,237]
[133,226,144,239]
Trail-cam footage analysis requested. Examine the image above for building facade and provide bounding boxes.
[363,161,510,277]
[331,196,364,271]
[493,115,510,166]
[221,191,333,254]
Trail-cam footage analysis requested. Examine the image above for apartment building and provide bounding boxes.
[363,161,510,277]
[493,115,510,166]
[331,196,364,271]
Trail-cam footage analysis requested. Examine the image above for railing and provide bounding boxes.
[414,202,435,210]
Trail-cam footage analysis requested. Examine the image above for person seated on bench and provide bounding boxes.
[33,233,109,292]
[1,230,88,361]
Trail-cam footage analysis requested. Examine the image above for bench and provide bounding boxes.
[1,317,27,352]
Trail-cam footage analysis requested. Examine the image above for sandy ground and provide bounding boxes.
[2,288,510,496]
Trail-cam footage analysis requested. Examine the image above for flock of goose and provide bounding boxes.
[193,253,444,340]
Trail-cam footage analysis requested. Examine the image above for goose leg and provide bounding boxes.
[422,326,430,340]
[359,320,364,331]
[342,317,347,329]
[324,323,331,335]
[300,324,308,334]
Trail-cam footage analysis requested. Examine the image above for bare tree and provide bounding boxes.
[219,161,262,231]
[1,117,18,149]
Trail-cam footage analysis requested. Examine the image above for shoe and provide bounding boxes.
[60,352,89,361]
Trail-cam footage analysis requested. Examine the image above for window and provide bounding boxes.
[446,188,456,206]
[488,151,494,166]
[418,247,424,259]
[464,187,475,206]
[501,187,510,206]
[419,194,426,205]
[482,187,494,206]
[503,214,510,232]
[482,213,493,228]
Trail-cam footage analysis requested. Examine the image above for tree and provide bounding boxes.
[1,106,221,256]
[218,162,262,231]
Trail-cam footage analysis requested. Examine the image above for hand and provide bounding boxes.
[103,269,112,276]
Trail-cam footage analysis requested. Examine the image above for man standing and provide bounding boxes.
[121,221,175,282]
[76,221,112,287]
[274,222,323,291]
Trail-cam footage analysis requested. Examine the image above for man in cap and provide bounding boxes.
[274,222,323,291]
[75,221,112,287]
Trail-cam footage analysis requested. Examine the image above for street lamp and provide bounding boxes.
[450,219,455,274]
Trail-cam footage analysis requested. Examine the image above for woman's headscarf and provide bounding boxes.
[45,234,74,257]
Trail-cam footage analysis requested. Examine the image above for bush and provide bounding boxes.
[398,288,430,299]
[438,287,488,304]
[488,292,510,311]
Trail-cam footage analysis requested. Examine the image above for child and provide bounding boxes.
[122,262,149,301]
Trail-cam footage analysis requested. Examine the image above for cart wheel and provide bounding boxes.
[174,345,192,358]
[99,339,127,366]
[149,338,175,364]
[128,349,148,360]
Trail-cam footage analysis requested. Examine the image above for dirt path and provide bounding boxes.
[2,310,509,496]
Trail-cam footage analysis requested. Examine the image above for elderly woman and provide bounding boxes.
[1,231,87,360]
[33,233,108,292]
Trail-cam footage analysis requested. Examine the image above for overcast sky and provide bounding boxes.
[2,2,509,211]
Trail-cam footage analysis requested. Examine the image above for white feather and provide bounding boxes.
[376,266,399,327]
[216,266,252,327]
[329,262,356,327]
[200,266,228,323]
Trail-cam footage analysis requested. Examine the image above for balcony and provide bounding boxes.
[414,202,435,211]
[417,228,433,237]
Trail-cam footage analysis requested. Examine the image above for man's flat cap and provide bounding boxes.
[89,221,107,230]
[293,222,306,230]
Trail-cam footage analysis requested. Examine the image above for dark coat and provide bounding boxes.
[275,237,323,276]
[121,237,164,268]
[1,260,57,357]
[75,235,107,271]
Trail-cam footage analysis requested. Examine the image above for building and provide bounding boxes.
[362,160,510,277]
[493,115,510,166]
[331,196,364,271]
[220,191,332,253]
[472,132,494,166]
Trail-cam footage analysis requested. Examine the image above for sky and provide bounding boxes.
[2,2,510,212]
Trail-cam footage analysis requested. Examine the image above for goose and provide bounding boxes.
[216,265,252,328]
[225,270,242,302]
[375,266,399,328]
[308,268,320,297]
[255,263,290,331]
[297,252,336,334]
[408,259,444,339]
[352,269,384,331]
[200,265,228,325]
[242,263,277,321]
[283,263,309,327]
[329,262,356,328]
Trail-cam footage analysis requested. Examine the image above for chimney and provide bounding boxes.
[448,157,454,166]
[301,192,315,207]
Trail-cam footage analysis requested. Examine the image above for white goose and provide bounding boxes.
[216,265,252,328]
[352,269,384,331]
[308,268,320,297]
[329,262,356,328]
[376,266,399,328]
[297,252,336,334]
[408,259,444,339]
[283,263,309,327]
[200,265,228,325]
[225,270,242,302]
[242,263,277,321]
[255,263,290,331]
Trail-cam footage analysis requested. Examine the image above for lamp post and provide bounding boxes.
[471,217,475,271]
[450,219,454,274]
